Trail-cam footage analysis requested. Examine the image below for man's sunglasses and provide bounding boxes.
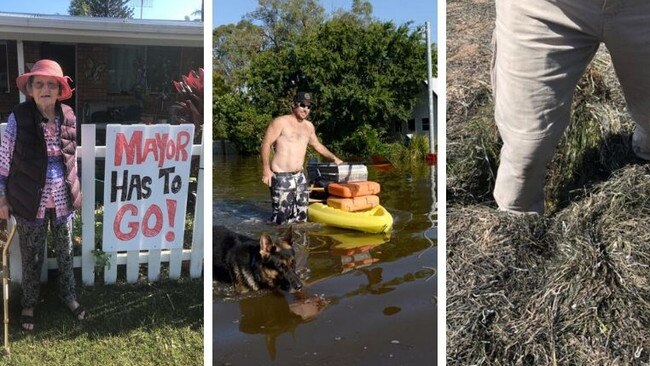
[298,102,312,110]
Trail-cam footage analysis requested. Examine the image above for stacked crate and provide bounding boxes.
[307,162,382,212]
[326,181,382,212]
[307,162,369,184]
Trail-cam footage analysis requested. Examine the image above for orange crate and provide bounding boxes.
[327,195,380,212]
[327,181,381,198]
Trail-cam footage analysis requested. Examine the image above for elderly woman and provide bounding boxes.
[0,59,85,331]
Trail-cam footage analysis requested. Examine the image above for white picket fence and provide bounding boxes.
[4,124,204,285]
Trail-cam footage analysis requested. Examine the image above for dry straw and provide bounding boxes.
[448,166,650,365]
[447,1,650,364]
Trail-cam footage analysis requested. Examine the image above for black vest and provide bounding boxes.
[7,100,81,220]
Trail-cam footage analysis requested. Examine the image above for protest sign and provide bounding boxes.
[102,124,194,251]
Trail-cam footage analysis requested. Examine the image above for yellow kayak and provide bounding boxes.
[308,203,393,234]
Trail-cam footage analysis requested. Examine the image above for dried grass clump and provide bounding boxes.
[545,48,634,213]
[446,0,495,128]
[540,165,650,364]
[446,0,500,205]
[446,88,501,205]
[447,1,650,364]
[447,205,552,365]
[447,166,650,365]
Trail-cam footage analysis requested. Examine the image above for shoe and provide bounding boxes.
[20,311,34,331]
[632,126,650,161]
[70,304,88,321]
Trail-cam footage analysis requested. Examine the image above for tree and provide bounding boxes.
[332,0,373,25]
[246,0,325,50]
[214,92,272,153]
[304,19,429,144]
[213,72,230,140]
[351,0,373,19]
[187,0,204,21]
[213,21,265,90]
[196,0,204,21]
[68,0,134,18]
[216,1,437,157]
[245,17,431,148]
[68,0,90,16]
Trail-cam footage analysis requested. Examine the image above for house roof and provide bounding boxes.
[0,12,202,47]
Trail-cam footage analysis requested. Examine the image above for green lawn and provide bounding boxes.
[0,276,203,366]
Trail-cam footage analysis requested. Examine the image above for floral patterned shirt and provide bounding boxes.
[0,113,73,224]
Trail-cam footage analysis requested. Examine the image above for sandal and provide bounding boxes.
[71,304,88,321]
[20,314,34,331]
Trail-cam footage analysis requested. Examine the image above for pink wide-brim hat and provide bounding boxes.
[16,59,74,101]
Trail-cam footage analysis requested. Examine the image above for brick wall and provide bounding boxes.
[180,47,203,76]
[23,42,40,65]
[77,43,109,114]
[0,41,20,121]
[0,41,66,120]
[77,43,203,123]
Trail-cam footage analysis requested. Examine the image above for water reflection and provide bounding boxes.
[214,224,436,361]
[342,265,435,298]
[316,229,388,273]
[236,292,330,360]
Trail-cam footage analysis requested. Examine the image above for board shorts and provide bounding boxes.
[269,170,309,225]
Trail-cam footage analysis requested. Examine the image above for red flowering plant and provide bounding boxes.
[171,68,203,211]
[172,68,204,142]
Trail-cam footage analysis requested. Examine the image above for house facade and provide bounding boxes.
[0,12,202,143]
[403,77,438,138]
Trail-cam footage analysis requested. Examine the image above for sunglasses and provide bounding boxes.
[32,81,60,90]
[298,102,312,110]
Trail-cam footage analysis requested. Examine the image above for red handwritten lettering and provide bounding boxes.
[142,205,163,237]
[141,138,159,165]
[175,131,191,162]
[165,199,177,242]
[112,129,191,167]
[114,131,142,166]
[114,204,139,240]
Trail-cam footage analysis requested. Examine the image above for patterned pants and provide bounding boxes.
[18,209,77,308]
[269,171,309,225]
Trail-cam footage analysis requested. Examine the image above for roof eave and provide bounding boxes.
[0,14,203,47]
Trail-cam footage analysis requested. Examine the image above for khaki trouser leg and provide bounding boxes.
[602,2,650,160]
[492,0,602,213]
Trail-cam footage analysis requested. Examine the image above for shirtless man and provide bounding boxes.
[261,92,342,224]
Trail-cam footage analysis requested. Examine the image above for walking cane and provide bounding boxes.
[2,216,16,356]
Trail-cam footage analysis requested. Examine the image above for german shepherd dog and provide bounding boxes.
[213,225,303,293]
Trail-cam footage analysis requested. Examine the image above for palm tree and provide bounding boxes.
[190,0,204,22]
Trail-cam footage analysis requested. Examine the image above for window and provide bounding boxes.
[108,46,145,94]
[0,43,8,93]
[393,121,401,133]
[422,117,430,131]
[408,118,415,131]
[108,45,181,95]
[146,46,181,93]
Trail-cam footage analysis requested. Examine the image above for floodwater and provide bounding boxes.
[213,155,437,365]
